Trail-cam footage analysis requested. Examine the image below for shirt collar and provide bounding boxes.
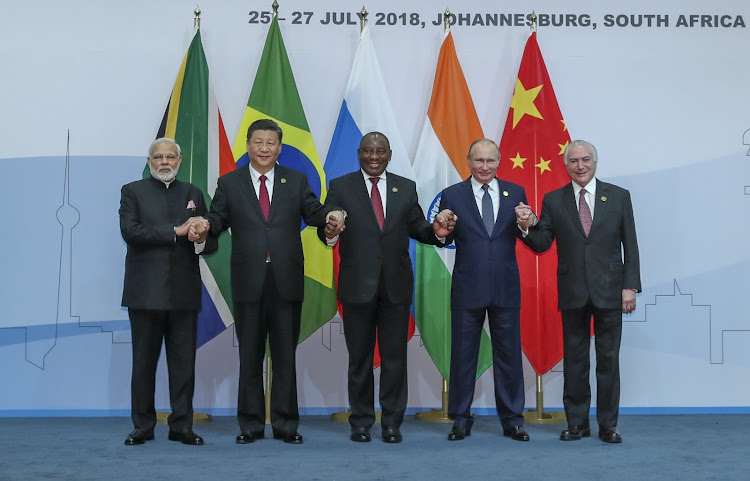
[361,169,386,183]
[249,164,275,183]
[470,176,496,194]
[572,177,597,197]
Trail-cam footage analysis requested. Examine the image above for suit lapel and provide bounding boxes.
[353,172,381,229]
[382,173,401,232]
[589,179,608,236]
[239,165,267,222]
[267,164,286,223]
[561,183,587,237]
[492,178,511,237]
[460,179,487,236]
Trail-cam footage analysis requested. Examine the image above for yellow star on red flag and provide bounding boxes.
[510,79,543,128]
[535,157,551,174]
[509,153,526,169]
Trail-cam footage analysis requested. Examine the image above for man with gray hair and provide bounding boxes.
[119,138,217,446]
[516,139,641,444]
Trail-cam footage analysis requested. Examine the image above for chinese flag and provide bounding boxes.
[498,32,571,375]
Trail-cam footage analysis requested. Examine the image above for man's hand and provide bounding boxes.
[187,217,210,243]
[515,202,537,231]
[433,209,458,238]
[175,217,199,237]
[324,210,346,239]
[622,289,637,314]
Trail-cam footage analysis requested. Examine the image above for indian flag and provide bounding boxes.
[150,28,236,347]
[413,31,493,380]
[231,14,337,342]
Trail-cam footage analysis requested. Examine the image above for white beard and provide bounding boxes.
[150,164,178,183]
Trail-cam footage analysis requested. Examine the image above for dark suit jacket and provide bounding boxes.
[206,164,333,303]
[317,171,440,305]
[522,180,641,310]
[120,177,217,311]
[439,177,527,310]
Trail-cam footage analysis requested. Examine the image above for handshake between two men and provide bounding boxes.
[322,209,458,239]
[174,209,356,244]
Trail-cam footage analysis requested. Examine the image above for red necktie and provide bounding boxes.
[370,177,384,230]
[259,174,270,220]
[579,188,592,236]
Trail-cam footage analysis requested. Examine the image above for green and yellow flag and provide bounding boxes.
[232,15,336,342]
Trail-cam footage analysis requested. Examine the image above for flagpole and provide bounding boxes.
[329,5,381,425]
[522,10,566,425]
[262,0,280,425]
[156,5,212,427]
[414,8,455,426]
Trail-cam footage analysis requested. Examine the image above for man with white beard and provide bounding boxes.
[119,138,217,446]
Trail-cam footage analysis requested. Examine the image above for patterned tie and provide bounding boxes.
[370,177,385,230]
[258,174,270,220]
[481,184,494,235]
[578,188,592,236]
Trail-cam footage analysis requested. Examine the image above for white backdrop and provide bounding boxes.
[1,0,749,415]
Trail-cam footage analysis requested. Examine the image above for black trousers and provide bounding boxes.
[234,264,302,435]
[128,308,197,433]
[561,304,623,429]
[341,268,410,430]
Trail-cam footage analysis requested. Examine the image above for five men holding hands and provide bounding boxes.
[121,123,638,445]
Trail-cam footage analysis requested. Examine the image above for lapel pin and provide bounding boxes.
[600,196,607,202]
[392,187,398,192]
[503,191,509,197]
[280,178,287,184]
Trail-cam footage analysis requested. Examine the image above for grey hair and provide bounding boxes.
[467,138,500,160]
[148,137,181,157]
[563,140,597,165]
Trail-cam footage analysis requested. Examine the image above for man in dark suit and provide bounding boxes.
[317,132,455,444]
[120,137,217,446]
[438,138,530,442]
[202,119,343,445]
[517,139,641,444]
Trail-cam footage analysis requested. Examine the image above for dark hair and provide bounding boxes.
[247,118,283,142]
[359,131,390,149]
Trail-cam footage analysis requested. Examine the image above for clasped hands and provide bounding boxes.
[514,202,537,231]
[433,209,458,238]
[175,217,210,243]
[324,210,347,239]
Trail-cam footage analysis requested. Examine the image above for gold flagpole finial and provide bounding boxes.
[531,10,537,33]
[194,5,201,29]
[272,0,279,16]
[360,6,368,32]
[444,8,451,32]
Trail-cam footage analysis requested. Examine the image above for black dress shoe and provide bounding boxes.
[168,430,204,445]
[599,427,622,444]
[236,431,264,444]
[382,426,402,444]
[447,426,471,441]
[273,431,304,444]
[560,425,591,441]
[503,425,530,441]
[124,429,154,446]
[350,427,371,443]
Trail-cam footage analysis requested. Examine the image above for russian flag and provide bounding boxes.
[324,25,417,368]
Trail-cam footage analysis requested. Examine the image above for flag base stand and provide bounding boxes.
[331,410,382,423]
[156,412,212,425]
[523,374,566,424]
[415,379,453,424]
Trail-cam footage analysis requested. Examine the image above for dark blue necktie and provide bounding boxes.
[481,184,494,235]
